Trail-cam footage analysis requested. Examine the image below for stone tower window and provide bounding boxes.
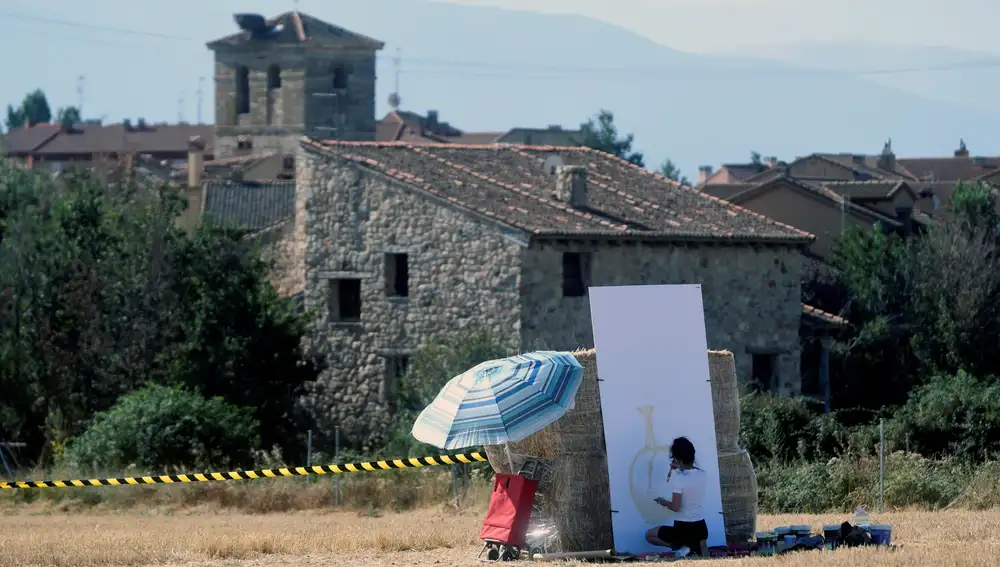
[333,65,348,90]
[382,355,410,405]
[384,253,409,297]
[327,278,362,322]
[562,252,590,297]
[236,66,250,116]
[267,64,281,89]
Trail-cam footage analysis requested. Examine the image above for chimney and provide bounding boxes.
[555,165,587,208]
[763,156,778,167]
[187,135,206,188]
[955,139,969,157]
[697,165,713,185]
[426,110,439,130]
[878,139,895,171]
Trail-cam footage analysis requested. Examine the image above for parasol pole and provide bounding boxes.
[504,442,515,474]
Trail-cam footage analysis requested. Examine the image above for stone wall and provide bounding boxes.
[297,149,524,449]
[519,241,804,395]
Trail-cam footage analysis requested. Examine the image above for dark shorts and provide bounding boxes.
[657,519,709,554]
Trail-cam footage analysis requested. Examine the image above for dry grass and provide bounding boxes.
[0,508,998,567]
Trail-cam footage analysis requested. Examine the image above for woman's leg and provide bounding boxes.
[645,526,672,548]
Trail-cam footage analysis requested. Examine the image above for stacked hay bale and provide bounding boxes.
[708,350,759,542]
[485,349,758,549]
[485,349,613,552]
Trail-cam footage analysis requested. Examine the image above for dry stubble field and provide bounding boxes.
[0,507,996,567]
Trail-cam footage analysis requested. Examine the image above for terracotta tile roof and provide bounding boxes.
[822,180,911,200]
[207,11,383,50]
[699,183,755,201]
[717,163,770,181]
[18,123,214,157]
[172,152,278,180]
[896,156,1000,182]
[3,124,62,155]
[202,180,295,231]
[301,139,813,243]
[802,304,847,327]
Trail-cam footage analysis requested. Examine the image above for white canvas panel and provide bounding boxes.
[590,284,725,554]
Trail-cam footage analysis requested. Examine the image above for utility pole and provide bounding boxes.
[196,77,205,124]
[76,75,85,117]
[178,93,185,123]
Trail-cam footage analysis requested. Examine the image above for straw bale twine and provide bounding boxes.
[718,448,758,542]
[708,350,741,452]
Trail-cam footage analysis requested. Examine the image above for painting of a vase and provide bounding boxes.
[628,405,674,524]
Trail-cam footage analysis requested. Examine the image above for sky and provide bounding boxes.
[441,0,1000,54]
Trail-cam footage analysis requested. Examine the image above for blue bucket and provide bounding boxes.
[870,524,891,546]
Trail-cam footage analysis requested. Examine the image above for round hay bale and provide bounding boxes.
[708,350,741,452]
[718,448,758,542]
[548,451,614,552]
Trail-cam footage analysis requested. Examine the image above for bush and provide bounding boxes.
[61,384,260,472]
[757,452,971,513]
[888,370,1000,462]
[740,393,880,463]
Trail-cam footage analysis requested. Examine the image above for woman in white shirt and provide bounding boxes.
[644,437,709,556]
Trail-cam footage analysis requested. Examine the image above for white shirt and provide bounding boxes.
[666,467,707,523]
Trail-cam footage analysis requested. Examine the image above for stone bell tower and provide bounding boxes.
[207,11,384,159]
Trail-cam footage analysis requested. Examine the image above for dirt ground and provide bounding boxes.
[0,507,997,566]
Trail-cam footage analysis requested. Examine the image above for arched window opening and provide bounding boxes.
[267,64,281,89]
[333,65,348,90]
[236,66,250,115]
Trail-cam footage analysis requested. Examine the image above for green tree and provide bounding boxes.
[831,181,1000,409]
[0,161,318,465]
[56,106,81,126]
[658,159,690,185]
[577,110,644,166]
[750,151,763,165]
[4,89,52,130]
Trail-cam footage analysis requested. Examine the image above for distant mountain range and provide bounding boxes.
[320,1,1000,177]
[11,0,1000,180]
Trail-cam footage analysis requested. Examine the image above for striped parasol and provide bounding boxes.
[411,351,584,450]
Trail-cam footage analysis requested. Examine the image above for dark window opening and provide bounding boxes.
[237,136,253,151]
[383,355,410,405]
[236,66,250,115]
[752,354,777,391]
[562,252,590,297]
[327,278,362,322]
[385,253,409,297]
[267,64,281,89]
[333,65,348,90]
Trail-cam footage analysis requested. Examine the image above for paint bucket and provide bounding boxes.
[870,524,892,546]
[791,525,812,538]
[823,525,841,550]
[755,532,776,556]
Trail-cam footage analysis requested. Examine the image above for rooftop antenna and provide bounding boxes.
[387,47,402,110]
[196,77,205,124]
[76,75,85,118]
[178,92,185,123]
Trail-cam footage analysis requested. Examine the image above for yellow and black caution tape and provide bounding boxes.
[0,451,488,490]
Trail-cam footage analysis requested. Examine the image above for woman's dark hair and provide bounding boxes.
[670,437,696,466]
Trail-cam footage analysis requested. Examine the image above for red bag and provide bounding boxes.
[480,473,539,548]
